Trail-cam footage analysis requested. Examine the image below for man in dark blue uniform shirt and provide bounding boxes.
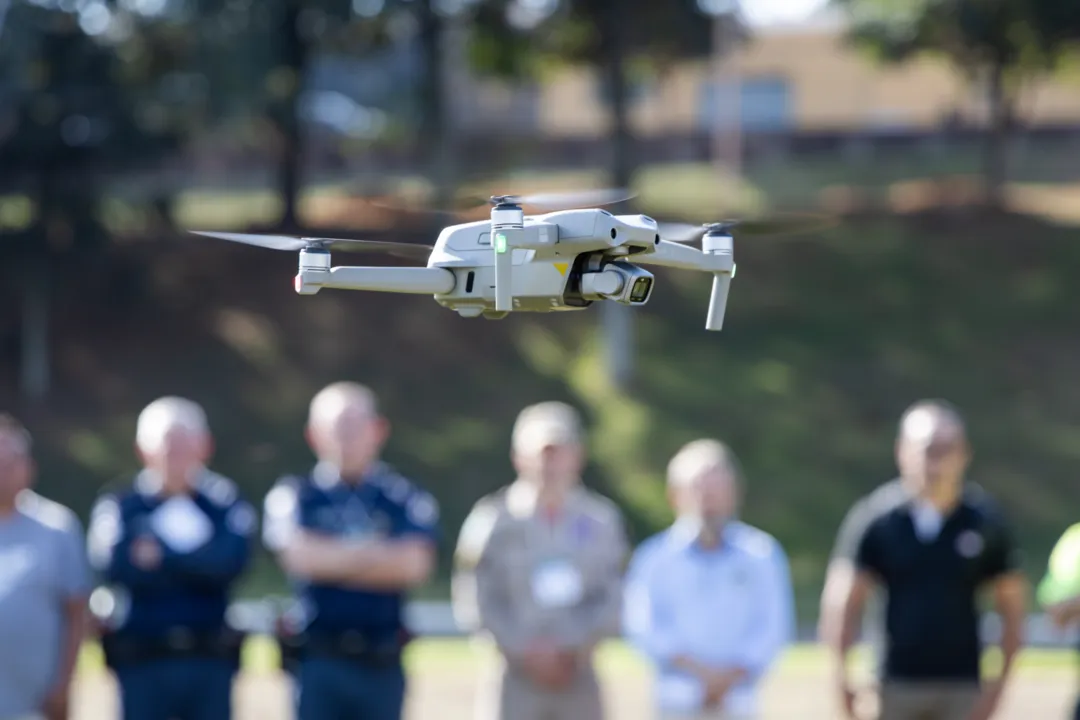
[86,396,256,720]
[263,381,440,720]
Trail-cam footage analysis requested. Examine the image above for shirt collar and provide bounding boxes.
[668,517,739,553]
[135,468,205,497]
[311,460,389,490]
[505,479,583,519]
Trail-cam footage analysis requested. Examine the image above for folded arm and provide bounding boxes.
[281,530,435,590]
[163,500,256,585]
[87,496,170,590]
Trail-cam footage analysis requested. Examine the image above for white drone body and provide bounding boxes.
[195,195,737,331]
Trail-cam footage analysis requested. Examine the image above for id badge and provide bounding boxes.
[530,559,584,608]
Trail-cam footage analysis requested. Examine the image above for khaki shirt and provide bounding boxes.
[452,482,629,656]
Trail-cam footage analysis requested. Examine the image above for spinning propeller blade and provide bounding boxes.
[487,188,637,210]
[191,231,433,261]
[370,187,636,215]
[658,212,837,242]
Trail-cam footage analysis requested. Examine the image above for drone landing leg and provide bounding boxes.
[312,266,456,294]
[705,273,731,331]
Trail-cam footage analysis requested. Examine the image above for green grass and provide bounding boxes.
[76,636,1078,678]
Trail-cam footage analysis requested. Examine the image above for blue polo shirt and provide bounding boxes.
[262,462,440,643]
[86,470,256,638]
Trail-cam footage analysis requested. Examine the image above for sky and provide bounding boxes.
[740,0,829,26]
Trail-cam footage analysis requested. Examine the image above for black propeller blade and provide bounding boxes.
[658,212,838,242]
[191,232,434,261]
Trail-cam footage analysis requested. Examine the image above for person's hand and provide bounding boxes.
[41,684,69,720]
[520,641,575,690]
[967,679,1005,720]
[130,535,162,570]
[838,681,862,720]
[700,668,745,710]
[1047,601,1076,630]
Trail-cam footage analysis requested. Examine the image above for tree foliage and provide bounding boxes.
[465,0,725,81]
[834,0,1080,84]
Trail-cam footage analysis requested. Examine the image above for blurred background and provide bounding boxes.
[3,0,1080,715]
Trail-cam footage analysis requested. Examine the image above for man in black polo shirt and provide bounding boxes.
[819,399,1028,720]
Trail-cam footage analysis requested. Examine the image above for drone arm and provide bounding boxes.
[634,240,728,272]
[310,266,456,295]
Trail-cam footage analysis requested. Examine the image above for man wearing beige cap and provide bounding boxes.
[452,401,629,720]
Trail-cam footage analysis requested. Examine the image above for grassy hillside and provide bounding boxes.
[3,195,1080,619]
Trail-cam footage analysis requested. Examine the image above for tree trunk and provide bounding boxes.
[596,0,634,190]
[417,0,455,213]
[983,62,1011,209]
[275,0,307,230]
[21,169,54,401]
[595,0,636,390]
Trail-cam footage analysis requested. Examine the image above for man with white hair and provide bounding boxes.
[819,399,1026,720]
[0,414,91,720]
[86,396,256,720]
[262,381,440,720]
[622,438,794,720]
[452,401,629,720]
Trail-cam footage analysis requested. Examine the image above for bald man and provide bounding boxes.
[263,381,440,720]
[86,396,256,720]
[623,439,794,720]
[0,414,90,720]
[452,401,629,720]
[819,399,1027,720]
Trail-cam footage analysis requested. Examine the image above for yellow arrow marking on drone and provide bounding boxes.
[554,262,569,276]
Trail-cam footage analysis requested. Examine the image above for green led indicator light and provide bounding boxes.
[731,264,737,278]
[495,233,508,253]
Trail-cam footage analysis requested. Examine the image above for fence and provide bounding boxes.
[226,599,1078,648]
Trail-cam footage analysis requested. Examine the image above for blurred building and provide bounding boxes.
[459,9,1080,140]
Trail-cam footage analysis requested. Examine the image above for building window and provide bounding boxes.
[698,75,792,132]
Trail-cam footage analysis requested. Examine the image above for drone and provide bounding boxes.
[192,189,827,331]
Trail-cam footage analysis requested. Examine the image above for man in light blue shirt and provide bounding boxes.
[623,439,794,719]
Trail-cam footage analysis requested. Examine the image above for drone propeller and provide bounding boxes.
[485,188,636,210]
[190,231,434,261]
[371,187,636,215]
[658,212,837,243]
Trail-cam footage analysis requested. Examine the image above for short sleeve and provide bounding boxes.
[397,487,440,543]
[262,479,300,553]
[981,511,1023,581]
[225,498,258,539]
[57,518,93,599]
[829,500,872,561]
[87,493,123,571]
[1038,524,1080,606]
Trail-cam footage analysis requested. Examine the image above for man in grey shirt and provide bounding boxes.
[0,414,92,720]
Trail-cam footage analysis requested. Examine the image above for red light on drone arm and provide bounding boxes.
[294,275,303,293]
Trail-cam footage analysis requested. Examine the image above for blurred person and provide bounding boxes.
[452,401,629,720]
[819,399,1027,720]
[1035,523,1080,719]
[86,396,256,720]
[262,381,440,720]
[0,414,91,720]
[622,439,794,720]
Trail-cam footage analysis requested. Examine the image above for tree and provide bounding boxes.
[832,0,1080,207]
[0,1,195,399]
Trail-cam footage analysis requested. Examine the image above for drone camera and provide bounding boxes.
[604,261,654,305]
